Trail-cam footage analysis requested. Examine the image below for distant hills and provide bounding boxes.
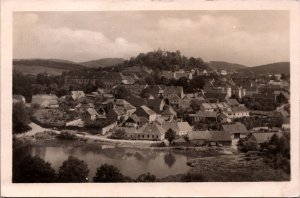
[79,58,125,68]
[238,62,290,74]
[13,57,290,76]
[13,59,86,75]
[208,61,247,72]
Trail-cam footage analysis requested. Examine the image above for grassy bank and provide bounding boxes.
[159,154,290,182]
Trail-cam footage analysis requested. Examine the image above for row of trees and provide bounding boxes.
[13,155,156,183]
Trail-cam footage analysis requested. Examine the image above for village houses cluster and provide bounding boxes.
[13,64,290,147]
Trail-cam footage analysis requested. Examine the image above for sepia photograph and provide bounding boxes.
[1,0,300,197]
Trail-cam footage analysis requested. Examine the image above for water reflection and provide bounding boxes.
[29,143,191,179]
[164,152,176,168]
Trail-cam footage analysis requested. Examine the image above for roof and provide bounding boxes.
[140,105,156,116]
[177,122,192,131]
[222,123,248,134]
[86,108,100,116]
[190,111,218,118]
[210,131,232,141]
[162,121,179,132]
[71,91,85,100]
[163,86,183,96]
[227,99,239,106]
[188,130,231,141]
[231,106,249,112]
[252,132,283,144]
[162,106,177,116]
[139,122,165,135]
[188,131,211,140]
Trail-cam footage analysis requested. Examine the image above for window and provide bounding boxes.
[152,135,154,138]
[147,135,149,138]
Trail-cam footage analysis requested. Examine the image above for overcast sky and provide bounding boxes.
[13,11,289,66]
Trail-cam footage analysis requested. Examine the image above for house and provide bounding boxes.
[123,114,148,128]
[204,93,228,102]
[83,108,105,121]
[226,98,239,107]
[13,95,26,104]
[248,132,283,145]
[124,122,165,141]
[123,84,148,96]
[71,91,85,100]
[31,94,59,108]
[135,105,157,122]
[167,94,181,108]
[162,86,184,99]
[220,70,227,75]
[188,130,232,146]
[187,131,211,146]
[188,111,218,123]
[101,121,118,135]
[161,106,177,121]
[177,121,193,136]
[222,122,249,139]
[224,105,249,118]
[66,119,84,128]
[162,121,179,135]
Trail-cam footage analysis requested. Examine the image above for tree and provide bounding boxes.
[110,129,126,139]
[13,102,32,134]
[165,128,176,144]
[145,76,155,85]
[115,86,130,99]
[136,172,156,182]
[58,156,89,182]
[15,155,56,183]
[93,163,124,182]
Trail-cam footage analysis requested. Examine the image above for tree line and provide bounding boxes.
[13,155,156,183]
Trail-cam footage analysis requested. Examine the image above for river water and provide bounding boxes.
[30,143,191,180]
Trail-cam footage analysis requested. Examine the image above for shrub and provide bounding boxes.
[14,155,56,183]
[57,130,78,140]
[93,163,125,182]
[136,172,156,182]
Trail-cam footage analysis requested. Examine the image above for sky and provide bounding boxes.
[13,11,289,66]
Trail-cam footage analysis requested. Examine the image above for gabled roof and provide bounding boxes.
[252,132,283,144]
[162,106,177,116]
[139,122,165,135]
[222,122,248,134]
[140,105,156,116]
[163,86,183,96]
[162,121,179,132]
[188,131,211,140]
[177,122,192,131]
[227,99,240,107]
[210,131,232,141]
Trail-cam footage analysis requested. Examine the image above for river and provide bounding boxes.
[30,143,191,180]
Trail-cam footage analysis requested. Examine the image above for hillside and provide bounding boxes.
[13,59,86,75]
[238,62,290,74]
[80,58,125,68]
[208,61,247,71]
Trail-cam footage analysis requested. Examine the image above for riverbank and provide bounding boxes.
[159,154,290,182]
[17,130,235,158]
